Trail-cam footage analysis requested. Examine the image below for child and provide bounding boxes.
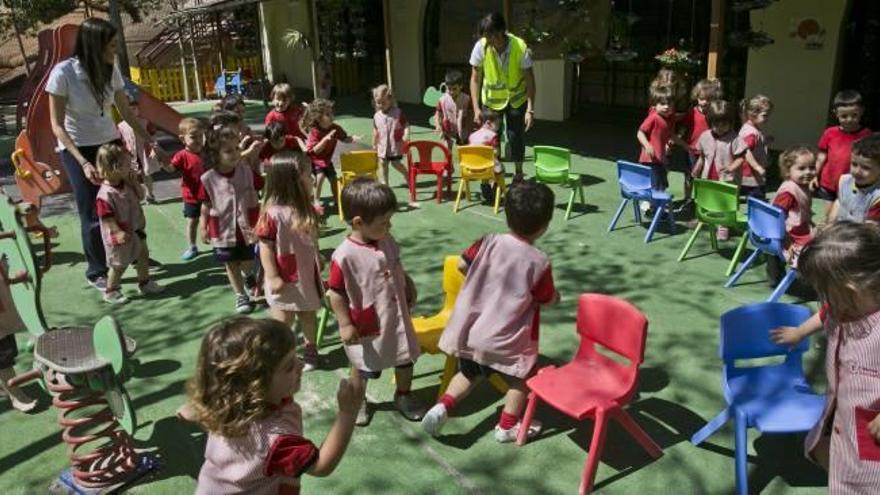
[302,99,360,213]
[199,124,261,314]
[649,68,688,112]
[265,82,307,143]
[327,178,424,426]
[189,317,363,494]
[372,84,409,187]
[0,274,36,412]
[679,79,723,206]
[815,91,871,209]
[256,151,323,371]
[468,108,503,202]
[259,121,301,164]
[692,100,739,239]
[637,85,678,192]
[435,69,472,150]
[770,222,880,491]
[170,117,207,261]
[117,96,160,203]
[422,181,559,443]
[94,143,164,304]
[772,146,816,263]
[732,94,773,199]
[210,110,265,193]
[829,133,880,223]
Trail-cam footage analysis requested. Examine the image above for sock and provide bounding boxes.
[498,411,518,430]
[438,394,456,412]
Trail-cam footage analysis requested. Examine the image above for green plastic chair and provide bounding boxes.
[533,146,584,220]
[423,85,443,128]
[677,179,748,276]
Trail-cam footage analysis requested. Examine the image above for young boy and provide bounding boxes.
[468,108,503,202]
[170,118,207,260]
[815,91,871,214]
[265,82,306,142]
[422,181,559,443]
[637,85,680,193]
[829,132,880,223]
[327,178,425,426]
[259,121,302,164]
[435,69,472,150]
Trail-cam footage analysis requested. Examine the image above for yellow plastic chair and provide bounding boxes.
[454,145,506,215]
[412,255,509,399]
[337,150,379,220]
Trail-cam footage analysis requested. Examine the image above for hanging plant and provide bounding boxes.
[560,37,591,63]
[654,47,701,70]
[604,10,637,62]
[282,29,310,50]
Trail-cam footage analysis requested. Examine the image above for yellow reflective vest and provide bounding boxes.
[480,34,528,110]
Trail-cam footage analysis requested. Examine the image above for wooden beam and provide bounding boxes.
[707,0,724,79]
[307,0,321,98]
[383,0,394,90]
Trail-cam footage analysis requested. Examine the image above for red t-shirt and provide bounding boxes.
[265,105,306,140]
[170,149,206,204]
[772,192,812,245]
[817,126,872,192]
[681,107,709,154]
[259,136,301,163]
[638,111,674,165]
[306,124,348,170]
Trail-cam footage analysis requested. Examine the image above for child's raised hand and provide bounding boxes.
[770,326,804,348]
[336,377,365,416]
[339,323,360,345]
[868,413,880,442]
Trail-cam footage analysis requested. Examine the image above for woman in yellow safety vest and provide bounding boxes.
[469,12,536,182]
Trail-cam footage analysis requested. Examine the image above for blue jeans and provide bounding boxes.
[60,146,107,281]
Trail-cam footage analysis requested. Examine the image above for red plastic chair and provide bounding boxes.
[517,293,663,494]
[404,140,453,203]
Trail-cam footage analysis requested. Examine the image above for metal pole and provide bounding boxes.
[176,27,191,102]
[707,0,724,79]
[189,16,204,100]
[382,0,393,89]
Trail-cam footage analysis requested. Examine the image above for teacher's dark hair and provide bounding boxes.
[74,17,118,110]
[478,12,507,37]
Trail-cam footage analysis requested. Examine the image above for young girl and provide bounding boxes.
[94,143,164,304]
[189,317,363,494]
[637,85,679,192]
[772,146,816,263]
[302,99,360,214]
[423,182,560,443]
[259,121,301,165]
[770,222,880,492]
[117,96,160,203]
[256,151,323,371]
[265,82,307,143]
[435,69,472,151]
[199,124,260,314]
[733,94,773,198]
[692,100,739,239]
[327,178,424,426]
[679,79,723,205]
[372,84,409,187]
[469,108,503,202]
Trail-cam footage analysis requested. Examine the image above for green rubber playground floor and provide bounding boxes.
[0,99,829,494]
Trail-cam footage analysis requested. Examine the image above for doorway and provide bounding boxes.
[838,0,880,129]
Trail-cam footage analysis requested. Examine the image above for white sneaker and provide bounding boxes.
[356,399,371,426]
[138,279,165,295]
[103,289,129,305]
[421,403,448,437]
[494,419,542,444]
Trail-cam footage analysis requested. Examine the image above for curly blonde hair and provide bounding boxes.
[300,98,335,133]
[778,145,816,178]
[95,142,129,178]
[186,317,295,437]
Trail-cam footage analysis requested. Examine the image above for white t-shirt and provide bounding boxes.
[45,57,125,148]
[469,37,533,72]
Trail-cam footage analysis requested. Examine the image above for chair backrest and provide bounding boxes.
[719,302,811,363]
[458,145,495,171]
[534,146,571,183]
[404,140,452,171]
[423,86,443,107]
[441,255,465,312]
[575,293,648,366]
[693,179,739,215]
[340,150,378,177]
[616,160,652,194]
[746,197,786,256]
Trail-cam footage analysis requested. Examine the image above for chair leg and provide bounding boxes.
[767,269,798,302]
[578,184,585,204]
[633,200,642,224]
[612,408,663,458]
[316,304,330,349]
[565,188,576,221]
[494,178,506,215]
[726,232,750,277]
[435,174,443,203]
[678,222,704,261]
[454,179,466,213]
[734,408,749,495]
[709,227,718,251]
[608,199,629,232]
[437,355,458,400]
[580,408,609,495]
[488,372,510,395]
[409,170,417,203]
[516,392,540,446]
[666,202,676,234]
[724,249,760,288]
[337,179,344,220]
[690,408,730,445]
[644,201,665,243]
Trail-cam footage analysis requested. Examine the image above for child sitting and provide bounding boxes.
[770,222,880,490]
[302,99,361,214]
[772,146,817,264]
[830,132,880,223]
[815,90,872,215]
[259,121,301,164]
[372,84,410,188]
[94,143,164,304]
[117,96,160,203]
[679,79,723,206]
[170,117,207,261]
[256,151,323,371]
[327,178,425,426]
[422,181,560,443]
[189,317,363,494]
[468,108,503,202]
[692,100,738,239]
[435,69,472,150]
[199,124,261,314]
[265,82,307,143]
[732,94,773,198]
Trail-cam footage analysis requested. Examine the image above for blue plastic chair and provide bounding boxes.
[690,302,825,495]
[725,198,799,302]
[607,161,675,243]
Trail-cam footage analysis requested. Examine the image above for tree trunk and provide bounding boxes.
[188,17,204,101]
[108,0,131,78]
[176,23,191,102]
[9,2,31,76]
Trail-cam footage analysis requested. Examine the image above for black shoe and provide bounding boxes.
[148,257,162,272]
[480,183,495,203]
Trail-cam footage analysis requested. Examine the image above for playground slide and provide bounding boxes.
[135,87,182,137]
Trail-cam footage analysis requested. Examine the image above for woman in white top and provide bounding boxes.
[47,17,167,289]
